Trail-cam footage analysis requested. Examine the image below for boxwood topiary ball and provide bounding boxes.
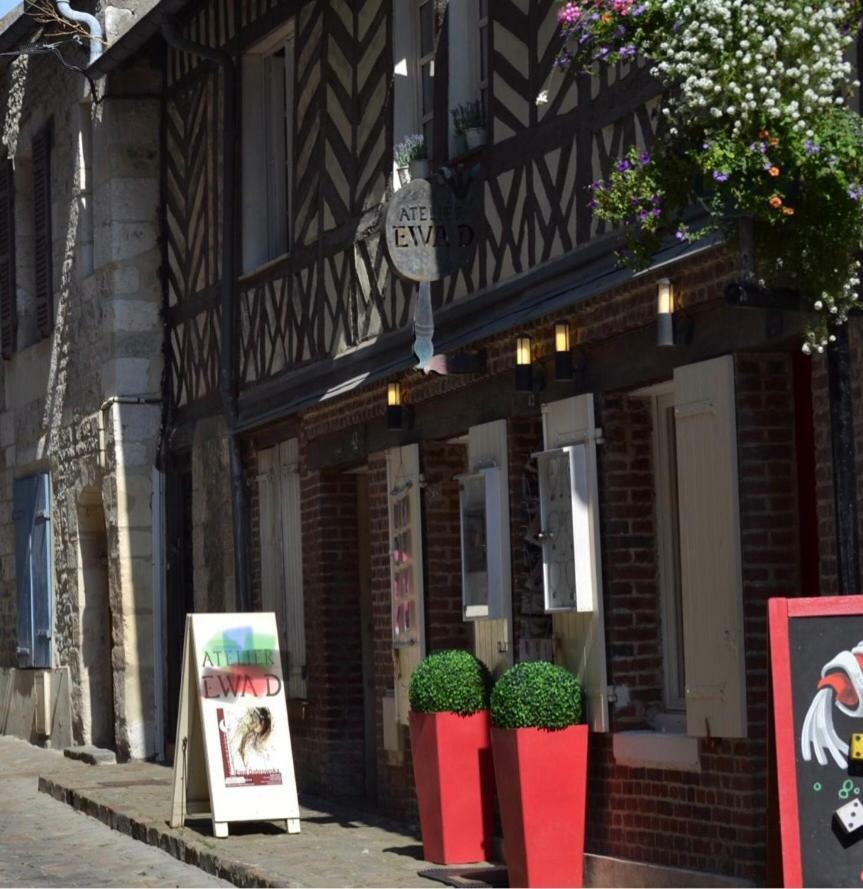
[490,661,583,730]
[409,649,493,716]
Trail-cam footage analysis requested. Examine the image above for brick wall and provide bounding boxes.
[298,469,366,799]
[584,354,798,883]
[597,393,662,728]
[421,442,471,653]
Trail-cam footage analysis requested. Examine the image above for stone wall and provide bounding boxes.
[0,41,163,759]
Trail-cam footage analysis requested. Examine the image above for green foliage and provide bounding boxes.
[409,649,492,715]
[394,134,427,167]
[451,100,485,134]
[490,661,583,731]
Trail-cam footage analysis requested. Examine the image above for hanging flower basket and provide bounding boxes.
[555,0,863,353]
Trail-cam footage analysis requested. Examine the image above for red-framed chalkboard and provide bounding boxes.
[770,596,863,888]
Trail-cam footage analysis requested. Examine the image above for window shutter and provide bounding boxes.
[541,395,609,732]
[32,123,53,339]
[673,356,746,739]
[258,441,307,699]
[467,420,512,676]
[386,444,425,724]
[0,159,16,358]
[14,473,53,669]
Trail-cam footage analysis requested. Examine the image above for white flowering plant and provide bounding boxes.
[557,0,863,352]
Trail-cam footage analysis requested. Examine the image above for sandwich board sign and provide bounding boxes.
[770,595,863,886]
[169,612,300,838]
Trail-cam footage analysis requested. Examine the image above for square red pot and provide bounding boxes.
[409,710,495,864]
[491,723,589,888]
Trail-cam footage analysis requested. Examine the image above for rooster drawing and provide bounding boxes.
[801,641,863,769]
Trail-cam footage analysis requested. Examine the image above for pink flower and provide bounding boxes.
[559,2,581,24]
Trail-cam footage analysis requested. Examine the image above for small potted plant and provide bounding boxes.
[394,134,429,185]
[452,100,487,151]
[409,649,495,865]
[490,661,588,888]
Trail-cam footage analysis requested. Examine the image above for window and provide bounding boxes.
[393,0,437,180]
[0,158,15,358]
[448,0,490,156]
[242,23,295,273]
[32,123,52,338]
[417,0,435,155]
[650,388,686,712]
[478,0,489,116]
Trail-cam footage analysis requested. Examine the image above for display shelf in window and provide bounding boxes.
[458,465,506,621]
[534,444,595,613]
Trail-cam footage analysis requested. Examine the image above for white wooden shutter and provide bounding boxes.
[386,444,425,724]
[541,395,608,732]
[674,356,746,738]
[467,420,512,675]
[258,440,307,699]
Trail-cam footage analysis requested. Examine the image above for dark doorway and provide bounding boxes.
[78,488,114,749]
[164,453,194,759]
[356,471,378,803]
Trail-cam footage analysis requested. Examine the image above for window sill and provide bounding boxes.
[238,251,292,284]
[612,730,701,773]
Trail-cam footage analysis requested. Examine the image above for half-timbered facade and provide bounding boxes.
[82,0,863,885]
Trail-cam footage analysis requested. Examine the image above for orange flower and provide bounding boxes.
[769,137,779,146]
[601,12,611,21]
[758,129,770,139]
[782,206,795,216]
[768,166,781,177]
[769,195,783,208]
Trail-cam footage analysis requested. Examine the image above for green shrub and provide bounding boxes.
[409,649,492,716]
[490,661,583,730]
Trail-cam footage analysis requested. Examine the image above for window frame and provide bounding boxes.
[416,0,436,160]
[241,20,295,275]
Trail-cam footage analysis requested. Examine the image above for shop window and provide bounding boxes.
[649,387,686,712]
[241,22,295,273]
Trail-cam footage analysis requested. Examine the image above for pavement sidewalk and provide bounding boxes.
[30,744,440,888]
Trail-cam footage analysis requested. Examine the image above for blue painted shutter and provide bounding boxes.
[14,474,53,668]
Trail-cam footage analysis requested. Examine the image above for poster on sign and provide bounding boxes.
[169,613,301,838]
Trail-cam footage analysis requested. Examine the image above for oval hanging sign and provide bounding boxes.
[385,177,480,282]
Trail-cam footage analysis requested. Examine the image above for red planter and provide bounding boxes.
[491,724,589,888]
[409,710,495,864]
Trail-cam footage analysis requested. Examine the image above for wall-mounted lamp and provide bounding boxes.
[554,321,573,381]
[657,278,675,347]
[386,382,403,430]
[515,335,533,392]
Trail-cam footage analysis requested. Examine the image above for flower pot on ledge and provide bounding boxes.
[409,710,495,864]
[491,723,589,888]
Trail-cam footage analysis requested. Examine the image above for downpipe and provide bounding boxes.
[160,18,251,611]
[54,1,104,66]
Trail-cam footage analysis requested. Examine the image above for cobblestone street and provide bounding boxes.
[0,737,232,887]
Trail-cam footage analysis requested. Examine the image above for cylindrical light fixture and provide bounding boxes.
[386,381,403,430]
[515,335,533,392]
[657,278,675,347]
[554,321,573,381]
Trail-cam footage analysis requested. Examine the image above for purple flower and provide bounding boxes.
[638,209,650,221]
[631,3,647,14]
[640,151,650,165]
[849,185,863,201]
[713,171,730,182]
[804,139,821,155]
[675,229,687,242]
[616,158,632,172]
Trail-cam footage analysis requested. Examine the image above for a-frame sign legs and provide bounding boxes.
[170,616,216,832]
